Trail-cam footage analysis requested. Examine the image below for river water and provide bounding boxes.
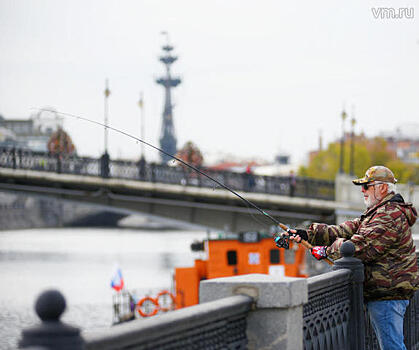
[0,227,207,349]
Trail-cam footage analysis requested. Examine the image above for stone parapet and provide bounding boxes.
[200,274,307,350]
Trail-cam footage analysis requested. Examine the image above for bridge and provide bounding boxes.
[0,148,417,232]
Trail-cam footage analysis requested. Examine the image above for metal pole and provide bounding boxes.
[139,92,145,159]
[339,110,347,174]
[350,116,356,176]
[104,79,111,155]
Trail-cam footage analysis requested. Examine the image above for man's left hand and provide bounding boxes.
[311,246,328,260]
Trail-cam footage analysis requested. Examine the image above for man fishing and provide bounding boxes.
[284,165,418,350]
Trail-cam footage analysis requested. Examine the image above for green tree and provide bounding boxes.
[301,141,372,180]
[367,137,394,165]
[299,137,418,184]
[386,160,419,184]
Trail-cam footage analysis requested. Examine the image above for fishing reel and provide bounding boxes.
[274,232,292,250]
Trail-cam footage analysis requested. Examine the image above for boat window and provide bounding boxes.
[270,249,280,264]
[248,252,260,265]
[227,250,237,265]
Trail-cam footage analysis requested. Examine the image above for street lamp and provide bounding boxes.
[104,79,111,155]
[339,109,347,174]
[101,79,111,178]
[138,92,145,160]
[138,92,146,180]
[349,116,356,176]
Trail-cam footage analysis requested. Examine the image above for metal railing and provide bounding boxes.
[17,248,419,350]
[303,243,419,350]
[303,269,351,349]
[0,147,335,200]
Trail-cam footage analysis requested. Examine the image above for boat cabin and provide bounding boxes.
[174,231,307,309]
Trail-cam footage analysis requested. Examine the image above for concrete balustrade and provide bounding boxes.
[200,274,308,350]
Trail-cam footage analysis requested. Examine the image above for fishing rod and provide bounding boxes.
[36,108,283,225]
[34,108,333,264]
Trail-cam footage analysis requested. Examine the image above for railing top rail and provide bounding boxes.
[306,268,351,294]
[0,147,336,200]
[84,294,253,348]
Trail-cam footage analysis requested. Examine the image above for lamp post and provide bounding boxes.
[138,92,146,180]
[101,79,111,178]
[104,79,111,155]
[349,116,356,176]
[138,92,145,160]
[339,109,347,174]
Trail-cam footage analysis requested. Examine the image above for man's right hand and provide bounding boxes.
[288,229,309,243]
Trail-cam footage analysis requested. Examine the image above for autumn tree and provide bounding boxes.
[47,127,76,155]
[176,141,204,167]
[299,137,418,184]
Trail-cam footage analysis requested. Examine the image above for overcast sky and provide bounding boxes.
[0,0,418,164]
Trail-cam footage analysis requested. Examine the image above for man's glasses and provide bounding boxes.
[362,182,385,190]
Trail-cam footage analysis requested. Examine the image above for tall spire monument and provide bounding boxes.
[156,32,181,163]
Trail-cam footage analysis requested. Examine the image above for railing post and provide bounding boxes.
[12,147,16,169]
[200,274,308,350]
[197,167,202,187]
[137,156,146,180]
[332,241,365,350]
[18,148,23,168]
[241,172,247,191]
[264,175,269,193]
[304,178,309,197]
[56,153,62,174]
[150,163,156,183]
[100,152,110,178]
[19,289,85,349]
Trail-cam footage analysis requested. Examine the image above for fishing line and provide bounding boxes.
[246,206,272,230]
[34,108,283,231]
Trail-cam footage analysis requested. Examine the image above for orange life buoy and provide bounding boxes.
[136,296,159,317]
[156,290,176,312]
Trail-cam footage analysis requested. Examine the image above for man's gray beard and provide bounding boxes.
[364,196,378,209]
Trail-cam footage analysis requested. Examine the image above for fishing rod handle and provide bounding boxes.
[301,239,334,266]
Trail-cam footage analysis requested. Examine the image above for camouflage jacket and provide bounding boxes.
[307,193,419,301]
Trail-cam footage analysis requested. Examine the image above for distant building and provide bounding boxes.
[0,125,17,148]
[0,108,65,152]
[206,152,298,177]
[275,154,290,165]
[254,153,298,176]
[379,124,419,164]
[307,123,419,165]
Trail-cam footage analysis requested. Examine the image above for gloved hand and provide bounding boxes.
[293,229,308,242]
[311,246,328,260]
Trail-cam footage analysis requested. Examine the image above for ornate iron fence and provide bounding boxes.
[0,147,335,200]
[303,269,351,350]
[303,247,419,350]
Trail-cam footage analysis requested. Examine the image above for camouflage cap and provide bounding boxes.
[352,166,397,185]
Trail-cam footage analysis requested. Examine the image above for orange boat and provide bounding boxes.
[113,231,307,323]
[174,231,307,309]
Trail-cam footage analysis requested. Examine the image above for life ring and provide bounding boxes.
[136,297,159,317]
[156,290,176,312]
